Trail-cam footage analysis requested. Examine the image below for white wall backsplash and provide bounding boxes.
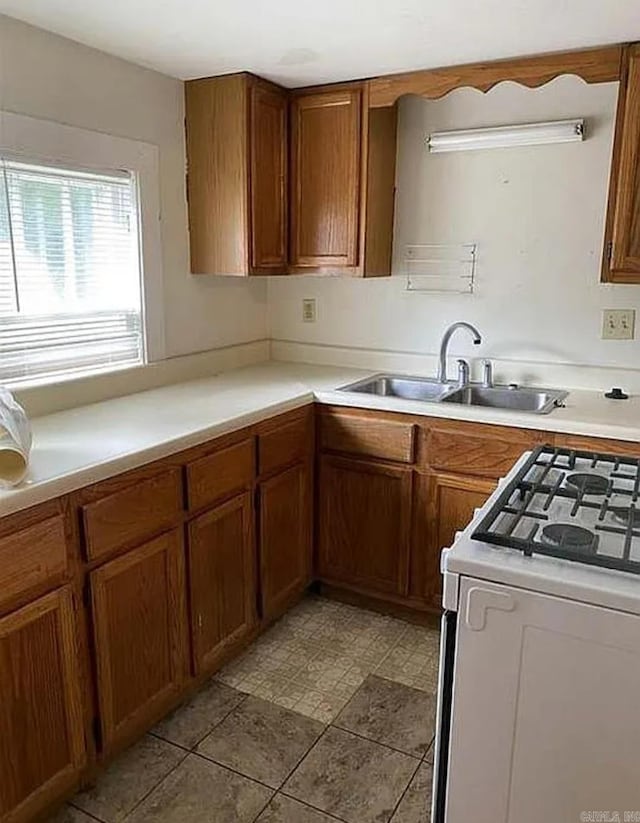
[0,15,268,360]
[269,76,640,391]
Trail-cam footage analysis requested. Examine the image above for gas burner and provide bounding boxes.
[565,473,609,496]
[541,523,597,553]
[472,445,640,575]
[610,507,640,529]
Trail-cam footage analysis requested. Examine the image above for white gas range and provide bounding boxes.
[432,444,640,823]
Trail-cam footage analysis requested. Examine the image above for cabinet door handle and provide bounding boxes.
[465,586,515,631]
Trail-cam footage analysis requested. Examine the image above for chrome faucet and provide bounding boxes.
[437,322,482,383]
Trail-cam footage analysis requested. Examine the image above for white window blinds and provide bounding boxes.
[0,158,144,385]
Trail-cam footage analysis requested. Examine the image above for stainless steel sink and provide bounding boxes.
[339,375,457,402]
[338,374,568,414]
[441,384,568,414]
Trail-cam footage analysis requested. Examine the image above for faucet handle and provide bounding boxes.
[456,359,470,387]
[482,359,493,388]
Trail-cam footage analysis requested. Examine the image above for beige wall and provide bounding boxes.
[0,14,268,360]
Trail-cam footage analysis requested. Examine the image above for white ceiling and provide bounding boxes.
[1,0,639,85]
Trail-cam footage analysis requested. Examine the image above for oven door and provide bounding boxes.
[431,609,457,823]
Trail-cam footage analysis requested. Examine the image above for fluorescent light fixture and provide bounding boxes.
[427,119,585,153]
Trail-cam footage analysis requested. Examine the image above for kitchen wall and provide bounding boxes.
[269,76,640,391]
[0,14,268,362]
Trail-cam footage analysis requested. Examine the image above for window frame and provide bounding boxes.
[0,110,165,386]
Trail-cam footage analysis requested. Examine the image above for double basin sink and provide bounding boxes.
[339,375,568,415]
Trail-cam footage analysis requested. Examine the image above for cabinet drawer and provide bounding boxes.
[553,433,640,458]
[320,413,415,463]
[187,439,254,511]
[426,424,540,478]
[258,416,310,476]
[0,515,68,610]
[83,470,182,562]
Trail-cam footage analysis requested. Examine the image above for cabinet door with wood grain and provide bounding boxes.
[411,472,496,607]
[250,80,288,272]
[259,462,312,621]
[187,493,256,675]
[604,44,640,282]
[290,87,362,268]
[318,455,412,597]
[0,588,85,823]
[90,530,187,753]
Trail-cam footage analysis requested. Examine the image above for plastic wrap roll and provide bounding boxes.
[0,388,32,487]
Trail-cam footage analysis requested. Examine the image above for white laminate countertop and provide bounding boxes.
[2,360,640,517]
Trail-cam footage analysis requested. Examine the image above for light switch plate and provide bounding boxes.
[602,309,635,340]
[302,298,316,323]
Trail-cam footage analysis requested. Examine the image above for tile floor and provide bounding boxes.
[51,596,440,823]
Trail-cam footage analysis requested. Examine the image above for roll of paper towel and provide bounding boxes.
[0,388,32,486]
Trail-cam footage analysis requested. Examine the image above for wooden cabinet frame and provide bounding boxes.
[602,44,640,282]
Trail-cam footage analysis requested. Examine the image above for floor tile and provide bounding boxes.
[215,596,439,722]
[294,690,354,724]
[71,735,184,822]
[256,794,341,822]
[125,754,272,823]
[376,650,439,694]
[334,675,436,758]
[390,761,433,823]
[152,680,245,749]
[283,727,418,823]
[48,807,99,823]
[197,695,324,788]
[424,743,434,765]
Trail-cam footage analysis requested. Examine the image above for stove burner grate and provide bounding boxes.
[541,523,598,553]
[565,473,609,496]
[610,507,640,529]
[471,443,640,576]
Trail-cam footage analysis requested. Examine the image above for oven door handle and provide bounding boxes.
[465,586,516,631]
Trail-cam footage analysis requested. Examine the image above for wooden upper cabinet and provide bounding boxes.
[250,81,288,271]
[90,530,188,753]
[290,87,363,269]
[186,73,396,277]
[0,587,85,823]
[603,44,640,283]
[185,73,288,275]
[187,492,256,675]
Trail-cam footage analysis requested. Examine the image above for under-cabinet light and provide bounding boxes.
[427,119,585,153]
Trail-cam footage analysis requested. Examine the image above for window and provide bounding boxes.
[0,158,145,385]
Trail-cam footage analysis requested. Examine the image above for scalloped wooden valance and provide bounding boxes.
[367,45,625,107]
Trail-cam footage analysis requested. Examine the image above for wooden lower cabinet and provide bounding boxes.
[187,492,256,675]
[318,455,412,597]
[0,587,85,823]
[90,530,188,753]
[259,462,312,621]
[411,472,496,607]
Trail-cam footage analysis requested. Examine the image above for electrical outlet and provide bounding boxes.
[302,298,316,323]
[602,309,635,340]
